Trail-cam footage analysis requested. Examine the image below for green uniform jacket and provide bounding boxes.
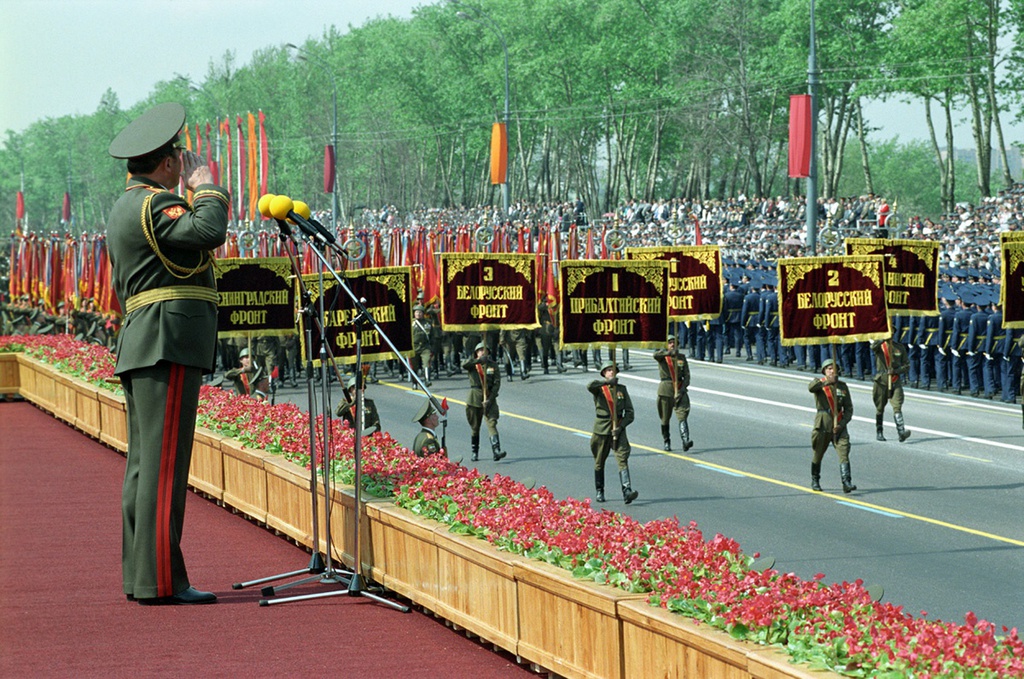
[412,428,441,457]
[107,177,229,375]
[653,349,690,398]
[871,339,909,388]
[463,356,502,407]
[336,397,382,433]
[808,377,854,435]
[587,378,635,436]
[412,318,432,354]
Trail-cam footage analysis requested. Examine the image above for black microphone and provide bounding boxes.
[304,214,337,245]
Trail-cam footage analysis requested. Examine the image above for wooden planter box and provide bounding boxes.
[618,600,838,679]
[0,353,20,395]
[189,427,225,500]
[264,455,316,548]
[97,390,128,453]
[370,502,441,612]
[51,372,78,425]
[220,438,269,523]
[514,559,647,679]
[335,486,381,577]
[433,527,518,651]
[17,355,56,413]
[73,381,101,439]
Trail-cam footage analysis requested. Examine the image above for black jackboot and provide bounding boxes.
[661,425,671,451]
[490,434,506,461]
[875,413,886,441]
[471,434,480,462]
[894,412,911,442]
[840,462,857,493]
[619,469,639,505]
[680,421,694,451]
[811,462,822,491]
[594,469,605,503]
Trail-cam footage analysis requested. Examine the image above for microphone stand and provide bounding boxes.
[260,216,425,612]
[233,219,347,595]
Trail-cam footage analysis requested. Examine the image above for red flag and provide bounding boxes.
[788,94,812,178]
[222,118,233,220]
[258,110,269,200]
[694,215,703,245]
[324,145,336,193]
[15,191,25,222]
[422,233,440,305]
[61,192,71,223]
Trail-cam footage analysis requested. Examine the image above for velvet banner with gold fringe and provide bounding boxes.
[214,258,295,338]
[778,256,891,346]
[439,253,539,331]
[845,238,940,315]
[1000,232,1024,328]
[625,245,723,321]
[298,266,413,366]
[559,259,669,350]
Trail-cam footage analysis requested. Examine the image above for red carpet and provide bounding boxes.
[0,401,533,678]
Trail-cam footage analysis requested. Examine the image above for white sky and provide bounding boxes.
[0,0,1019,146]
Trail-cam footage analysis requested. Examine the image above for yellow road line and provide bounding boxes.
[382,381,1024,547]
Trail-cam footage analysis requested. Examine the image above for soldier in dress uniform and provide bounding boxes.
[335,375,381,434]
[870,337,912,442]
[653,336,693,451]
[224,347,269,400]
[587,361,638,504]
[411,304,433,386]
[411,398,442,457]
[107,102,228,605]
[462,342,507,462]
[808,359,856,493]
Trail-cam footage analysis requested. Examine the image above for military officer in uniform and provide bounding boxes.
[107,102,228,605]
[870,337,912,442]
[587,361,638,504]
[809,359,856,493]
[463,342,507,462]
[335,374,381,434]
[653,336,693,451]
[411,398,442,457]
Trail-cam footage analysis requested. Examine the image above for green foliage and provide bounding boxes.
[0,0,1020,232]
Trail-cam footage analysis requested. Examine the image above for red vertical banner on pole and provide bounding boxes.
[324,145,336,193]
[490,122,508,185]
[61,192,71,224]
[258,110,268,199]
[788,94,812,178]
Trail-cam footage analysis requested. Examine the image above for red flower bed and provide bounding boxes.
[4,335,1021,677]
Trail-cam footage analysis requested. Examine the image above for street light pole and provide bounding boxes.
[287,43,341,232]
[806,0,819,253]
[449,0,511,222]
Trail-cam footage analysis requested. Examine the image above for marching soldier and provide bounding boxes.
[411,398,442,457]
[587,361,638,504]
[411,304,433,386]
[463,342,507,462]
[653,336,693,451]
[224,348,269,400]
[335,375,381,434]
[809,359,856,493]
[871,336,912,442]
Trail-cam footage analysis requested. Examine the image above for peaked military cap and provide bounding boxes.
[412,398,436,423]
[108,102,185,159]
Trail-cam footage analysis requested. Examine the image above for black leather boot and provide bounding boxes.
[680,420,693,451]
[840,462,857,493]
[471,434,479,462]
[894,412,911,442]
[594,469,605,503]
[875,412,886,441]
[661,425,671,451]
[490,434,506,461]
[811,462,822,491]
[619,469,639,504]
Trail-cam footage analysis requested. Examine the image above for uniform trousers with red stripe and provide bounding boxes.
[121,362,202,599]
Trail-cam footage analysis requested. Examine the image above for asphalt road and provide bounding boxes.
[264,352,1024,633]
